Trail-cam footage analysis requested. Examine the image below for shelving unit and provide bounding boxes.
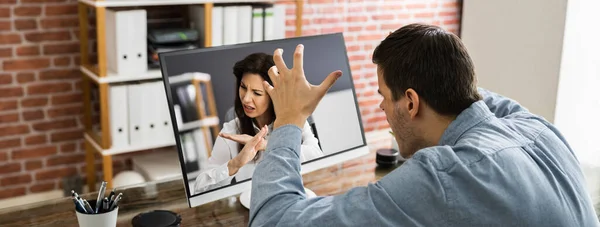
[78,0,304,190]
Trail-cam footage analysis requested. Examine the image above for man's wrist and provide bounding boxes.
[273,116,305,130]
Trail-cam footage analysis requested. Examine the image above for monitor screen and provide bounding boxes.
[159,33,369,207]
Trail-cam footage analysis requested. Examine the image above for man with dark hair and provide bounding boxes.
[243,23,599,226]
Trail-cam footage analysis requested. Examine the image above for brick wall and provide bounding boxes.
[0,0,461,199]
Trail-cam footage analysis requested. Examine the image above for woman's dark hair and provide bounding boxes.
[232,52,276,153]
[372,23,481,116]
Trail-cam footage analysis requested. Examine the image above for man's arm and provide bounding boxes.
[248,125,447,226]
[478,87,532,118]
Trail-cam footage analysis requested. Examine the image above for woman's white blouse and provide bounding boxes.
[193,118,323,194]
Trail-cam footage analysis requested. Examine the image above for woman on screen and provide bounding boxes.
[193,53,324,194]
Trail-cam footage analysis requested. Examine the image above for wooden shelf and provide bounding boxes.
[79,0,276,8]
[80,65,163,84]
[85,131,176,156]
[178,116,220,132]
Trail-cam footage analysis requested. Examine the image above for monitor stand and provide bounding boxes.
[239,187,317,209]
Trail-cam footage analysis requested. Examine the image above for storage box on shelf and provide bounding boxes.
[77,0,304,190]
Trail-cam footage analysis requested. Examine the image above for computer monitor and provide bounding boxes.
[159,33,369,208]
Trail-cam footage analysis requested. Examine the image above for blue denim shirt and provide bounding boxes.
[249,88,599,226]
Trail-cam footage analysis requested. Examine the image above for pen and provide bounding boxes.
[109,193,123,211]
[82,199,94,214]
[95,181,107,213]
[108,188,116,203]
[71,194,86,213]
[103,197,110,212]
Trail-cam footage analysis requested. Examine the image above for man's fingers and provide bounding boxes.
[273,48,289,75]
[293,44,304,73]
[263,81,274,96]
[268,66,279,87]
[317,70,342,95]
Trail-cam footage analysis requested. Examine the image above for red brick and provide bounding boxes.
[0,47,11,58]
[12,146,57,160]
[346,16,368,23]
[21,97,48,108]
[33,118,77,131]
[406,3,427,9]
[16,72,36,84]
[24,31,71,42]
[45,4,77,16]
[0,0,17,4]
[0,7,9,18]
[358,34,383,41]
[372,14,394,21]
[0,73,12,84]
[39,69,79,80]
[16,45,40,56]
[53,56,71,66]
[50,129,82,142]
[0,163,21,174]
[415,12,435,18]
[14,19,37,30]
[0,33,21,45]
[0,112,19,124]
[25,160,43,170]
[51,92,82,105]
[25,134,47,145]
[22,110,45,121]
[0,138,21,149]
[0,100,17,111]
[41,16,78,29]
[47,105,81,118]
[0,20,10,31]
[43,42,79,54]
[0,87,23,98]
[439,11,457,17]
[0,174,32,186]
[30,181,56,193]
[0,187,26,199]
[35,166,77,181]
[46,153,84,166]
[21,0,67,3]
[0,152,6,161]
[3,58,50,71]
[443,19,460,25]
[348,55,366,61]
[27,82,72,95]
[14,6,42,16]
[60,142,76,153]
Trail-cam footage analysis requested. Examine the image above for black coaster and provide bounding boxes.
[132,210,182,227]
[376,148,399,168]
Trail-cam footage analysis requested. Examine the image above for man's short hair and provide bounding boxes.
[372,23,481,116]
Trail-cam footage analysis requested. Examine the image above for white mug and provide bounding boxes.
[75,206,119,227]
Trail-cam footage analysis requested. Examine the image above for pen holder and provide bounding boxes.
[75,200,119,227]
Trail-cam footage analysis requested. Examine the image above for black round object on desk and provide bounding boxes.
[376,148,399,168]
[132,210,181,227]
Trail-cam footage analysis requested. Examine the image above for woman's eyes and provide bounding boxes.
[254,92,262,96]
[241,85,262,96]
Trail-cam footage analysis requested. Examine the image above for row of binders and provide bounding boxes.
[189,4,286,46]
[103,4,286,77]
[109,81,175,148]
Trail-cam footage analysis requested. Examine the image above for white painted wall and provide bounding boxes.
[460,0,568,122]
[461,0,599,206]
[554,0,600,204]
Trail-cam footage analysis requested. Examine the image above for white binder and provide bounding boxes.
[273,4,286,40]
[127,83,151,146]
[223,6,238,45]
[105,9,148,76]
[109,85,129,148]
[264,6,274,40]
[212,6,224,47]
[152,81,175,144]
[252,6,264,42]
[237,5,253,44]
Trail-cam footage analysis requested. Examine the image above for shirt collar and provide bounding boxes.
[252,121,274,134]
[438,100,493,146]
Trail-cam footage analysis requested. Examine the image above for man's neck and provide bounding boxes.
[422,112,456,147]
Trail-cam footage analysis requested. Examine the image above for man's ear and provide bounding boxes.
[405,88,419,119]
